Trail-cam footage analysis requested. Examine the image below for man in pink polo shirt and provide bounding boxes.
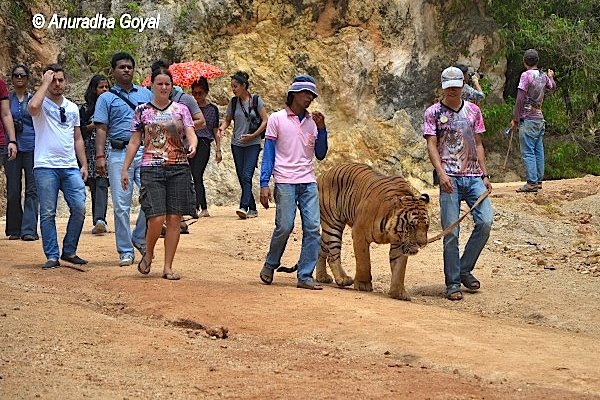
[258,75,328,290]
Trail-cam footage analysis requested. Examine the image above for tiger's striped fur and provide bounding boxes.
[315,163,430,300]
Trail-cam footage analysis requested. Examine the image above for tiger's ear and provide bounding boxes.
[419,193,430,204]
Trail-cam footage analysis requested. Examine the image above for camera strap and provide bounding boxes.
[238,95,253,121]
[110,88,137,111]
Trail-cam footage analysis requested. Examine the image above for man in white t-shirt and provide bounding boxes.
[258,75,329,290]
[28,64,88,269]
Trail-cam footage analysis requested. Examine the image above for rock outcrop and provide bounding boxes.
[1,0,504,205]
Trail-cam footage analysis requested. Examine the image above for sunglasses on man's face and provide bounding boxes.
[13,73,28,79]
[59,107,66,123]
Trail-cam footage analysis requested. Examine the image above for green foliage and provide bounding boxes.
[8,1,27,30]
[545,142,600,179]
[62,26,141,82]
[480,101,515,158]
[485,0,600,177]
[176,0,197,31]
[125,1,142,15]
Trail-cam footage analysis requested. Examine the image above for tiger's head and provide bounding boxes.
[385,193,430,255]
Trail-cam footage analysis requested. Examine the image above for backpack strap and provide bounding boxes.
[210,103,220,120]
[172,91,184,103]
[252,94,259,112]
[230,96,237,116]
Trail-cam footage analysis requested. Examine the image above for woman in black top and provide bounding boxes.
[79,75,110,234]
[190,77,222,217]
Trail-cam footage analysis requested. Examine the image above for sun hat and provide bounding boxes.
[288,74,318,97]
[441,66,464,89]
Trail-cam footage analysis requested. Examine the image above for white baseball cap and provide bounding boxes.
[441,66,465,89]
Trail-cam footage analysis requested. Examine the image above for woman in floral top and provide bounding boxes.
[121,63,198,280]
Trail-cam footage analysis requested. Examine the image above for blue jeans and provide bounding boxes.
[108,147,146,257]
[440,176,493,291]
[264,183,321,282]
[5,151,38,237]
[34,168,86,260]
[519,119,545,184]
[231,144,260,212]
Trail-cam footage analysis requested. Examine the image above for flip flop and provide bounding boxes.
[461,274,481,291]
[446,290,463,301]
[162,272,180,280]
[259,265,274,285]
[516,184,538,193]
[297,280,323,290]
[137,254,152,275]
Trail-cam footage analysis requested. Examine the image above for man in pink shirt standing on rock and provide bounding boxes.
[258,75,329,290]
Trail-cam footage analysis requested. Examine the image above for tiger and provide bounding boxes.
[315,163,430,301]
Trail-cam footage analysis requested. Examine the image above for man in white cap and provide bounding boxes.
[422,66,493,301]
[258,75,328,290]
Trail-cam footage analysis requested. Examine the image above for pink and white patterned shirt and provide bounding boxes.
[423,101,486,176]
[131,101,193,167]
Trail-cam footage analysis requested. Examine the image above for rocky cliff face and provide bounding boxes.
[1,0,504,205]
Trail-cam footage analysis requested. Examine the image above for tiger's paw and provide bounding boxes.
[315,272,333,284]
[335,276,354,287]
[389,288,411,301]
[355,280,373,292]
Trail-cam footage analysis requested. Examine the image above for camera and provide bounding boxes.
[468,68,485,80]
[14,119,23,134]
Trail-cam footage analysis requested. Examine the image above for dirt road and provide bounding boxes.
[1,178,599,399]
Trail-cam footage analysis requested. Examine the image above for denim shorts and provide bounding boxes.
[140,164,196,218]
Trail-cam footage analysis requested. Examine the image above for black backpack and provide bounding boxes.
[231,95,265,138]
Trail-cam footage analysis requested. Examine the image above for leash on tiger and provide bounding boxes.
[427,190,490,244]
[181,217,199,226]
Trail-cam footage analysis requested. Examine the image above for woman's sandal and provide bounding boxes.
[137,254,152,275]
[461,274,481,291]
[162,272,180,280]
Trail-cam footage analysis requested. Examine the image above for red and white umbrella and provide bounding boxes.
[142,61,224,87]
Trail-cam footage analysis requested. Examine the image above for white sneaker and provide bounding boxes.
[119,254,134,267]
[236,208,247,219]
[247,210,258,218]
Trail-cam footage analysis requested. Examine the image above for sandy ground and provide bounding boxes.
[1,177,600,399]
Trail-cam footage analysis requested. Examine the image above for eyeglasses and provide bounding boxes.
[59,107,66,123]
[12,73,28,78]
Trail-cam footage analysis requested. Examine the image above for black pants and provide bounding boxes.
[189,138,211,210]
[4,151,38,237]
[88,176,109,225]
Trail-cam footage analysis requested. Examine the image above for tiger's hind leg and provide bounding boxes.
[317,223,353,287]
[388,245,410,301]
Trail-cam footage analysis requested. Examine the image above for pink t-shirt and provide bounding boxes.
[423,101,486,176]
[265,108,318,184]
[131,101,194,167]
[517,69,556,120]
